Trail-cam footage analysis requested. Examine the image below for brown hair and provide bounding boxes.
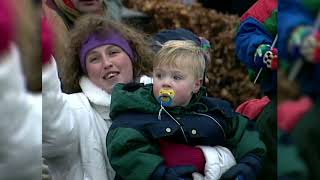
[61,14,154,93]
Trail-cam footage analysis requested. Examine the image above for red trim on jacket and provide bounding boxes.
[240,0,277,23]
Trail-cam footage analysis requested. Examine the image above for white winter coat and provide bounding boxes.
[42,58,115,180]
[0,45,41,180]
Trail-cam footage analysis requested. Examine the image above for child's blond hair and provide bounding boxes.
[153,40,206,80]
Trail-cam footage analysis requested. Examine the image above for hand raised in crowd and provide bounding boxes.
[254,44,278,70]
[288,26,320,63]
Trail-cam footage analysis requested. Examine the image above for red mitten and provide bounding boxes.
[236,96,271,120]
[0,0,15,55]
[270,48,278,70]
[314,31,320,63]
[278,96,313,132]
[41,17,54,64]
[159,140,205,174]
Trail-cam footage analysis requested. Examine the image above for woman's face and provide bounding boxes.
[86,44,134,93]
[71,0,103,13]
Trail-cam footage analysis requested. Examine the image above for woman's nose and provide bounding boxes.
[102,56,113,69]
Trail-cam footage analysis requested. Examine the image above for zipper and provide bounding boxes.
[158,105,189,144]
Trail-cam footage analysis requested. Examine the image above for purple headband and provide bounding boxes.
[80,32,135,73]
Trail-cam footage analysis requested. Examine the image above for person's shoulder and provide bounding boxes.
[63,92,91,109]
[202,96,233,108]
[112,82,152,98]
[114,82,150,91]
[110,111,155,131]
[201,96,236,118]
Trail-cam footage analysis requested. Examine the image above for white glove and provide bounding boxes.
[192,172,205,180]
[196,146,236,180]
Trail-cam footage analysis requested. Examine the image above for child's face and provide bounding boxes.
[153,66,202,107]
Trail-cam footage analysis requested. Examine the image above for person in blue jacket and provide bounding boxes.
[235,1,278,179]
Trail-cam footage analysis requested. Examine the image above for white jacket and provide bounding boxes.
[42,58,115,180]
[0,45,41,180]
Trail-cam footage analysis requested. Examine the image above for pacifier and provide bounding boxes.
[157,88,175,107]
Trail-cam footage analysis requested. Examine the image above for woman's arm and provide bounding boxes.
[42,59,79,158]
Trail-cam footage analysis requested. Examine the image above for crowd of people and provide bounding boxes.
[0,0,319,180]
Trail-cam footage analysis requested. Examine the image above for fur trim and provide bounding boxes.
[79,76,111,107]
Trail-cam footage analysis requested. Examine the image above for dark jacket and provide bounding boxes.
[291,99,320,180]
[107,83,266,180]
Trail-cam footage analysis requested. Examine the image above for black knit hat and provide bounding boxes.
[151,28,203,52]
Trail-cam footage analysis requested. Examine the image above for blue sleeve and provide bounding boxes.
[278,0,314,61]
[235,17,273,71]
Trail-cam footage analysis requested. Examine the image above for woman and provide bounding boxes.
[42,0,122,73]
[43,0,122,30]
[42,14,153,180]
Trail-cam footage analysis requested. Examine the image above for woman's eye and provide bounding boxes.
[109,50,120,56]
[90,57,99,63]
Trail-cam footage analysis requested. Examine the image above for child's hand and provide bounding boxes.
[288,26,320,63]
[0,0,15,56]
[254,44,278,70]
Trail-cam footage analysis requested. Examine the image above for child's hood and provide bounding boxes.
[109,83,159,119]
[109,83,208,119]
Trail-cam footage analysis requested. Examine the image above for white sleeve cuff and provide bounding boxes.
[197,145,236,180]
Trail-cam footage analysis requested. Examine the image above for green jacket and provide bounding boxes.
[107,83,266,180]
[292,99,320,179]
